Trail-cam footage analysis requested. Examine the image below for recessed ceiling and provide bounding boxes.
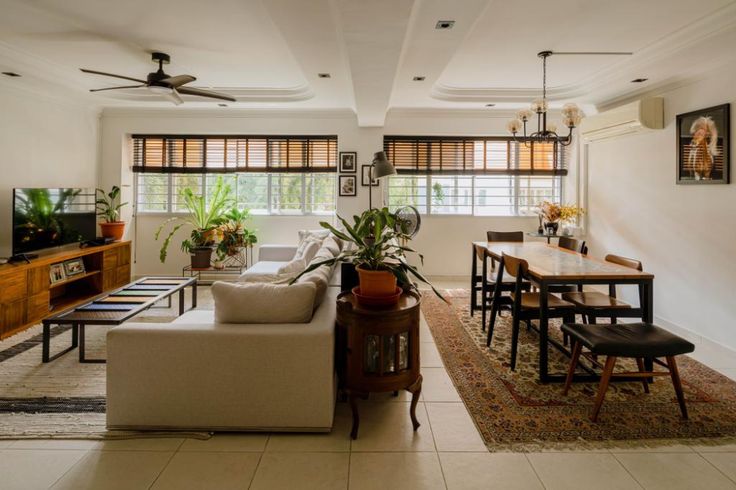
[0,0,735,125]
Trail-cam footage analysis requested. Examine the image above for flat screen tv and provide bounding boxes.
[12,188,97,255]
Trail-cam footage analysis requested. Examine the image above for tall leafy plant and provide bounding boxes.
[95,186,128,222]
[155,177,233,262]
[291,208,445,300]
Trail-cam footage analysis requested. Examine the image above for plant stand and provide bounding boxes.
[335,290,422,439]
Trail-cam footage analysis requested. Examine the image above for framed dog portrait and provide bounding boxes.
[339,152,357,173]
[676,104,730,184]
[339,175,357,196]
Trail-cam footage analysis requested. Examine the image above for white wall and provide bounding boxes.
[99,108,577,277]
[0,85,99,256]
[585,61,736,350]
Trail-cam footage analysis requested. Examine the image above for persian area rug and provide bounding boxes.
[0,289,212,440]
[421,289,736,451]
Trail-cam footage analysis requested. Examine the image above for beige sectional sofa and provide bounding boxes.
[106,232,343,432]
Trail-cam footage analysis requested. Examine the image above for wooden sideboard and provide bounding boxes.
[0,241,131,339]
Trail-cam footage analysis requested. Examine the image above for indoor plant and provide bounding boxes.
[291,208,444,305]
[96,186,128,241]
[217,208,257,257]
[155,176,233,268]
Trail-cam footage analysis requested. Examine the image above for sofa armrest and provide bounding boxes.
[258,244,298,262]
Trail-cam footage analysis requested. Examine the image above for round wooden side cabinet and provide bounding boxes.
[336,290,422,439]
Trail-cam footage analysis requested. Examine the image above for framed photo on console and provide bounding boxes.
[676,103,730,184]
[339,152,357,173]
[63,258,86,277]
[49,263,66,284]
[361,165,379,187]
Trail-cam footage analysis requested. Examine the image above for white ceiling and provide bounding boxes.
[0,0,735,125]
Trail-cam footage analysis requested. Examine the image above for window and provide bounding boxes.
[136,173,336,215]
[385,136,565,216]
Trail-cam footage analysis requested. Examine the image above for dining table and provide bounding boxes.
[472,241,655,383]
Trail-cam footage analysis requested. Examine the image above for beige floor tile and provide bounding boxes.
[151,451,261,490]
[51,450,173,490]
[266,403,351,452]
[420,316,435,343]
[249,452,349,490]
[426,403,486,452]
[421,342,444,368]
[179,433,268,452]
[614,452,736,490]
[439,452,543,490]
[421,367,462,402]
[93,437,184,451]
[702,452,736,483]
[607,442,694,453]
[350,402,434,452]
[349,452,445,490]
[0,449,88,490]
[528,452,643,490]
[9,439,98,450]
[692,442,736,453]
[0,440,13,449]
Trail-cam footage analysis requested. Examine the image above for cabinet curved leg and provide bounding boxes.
[407,375,423,431]
[349,392,361,440]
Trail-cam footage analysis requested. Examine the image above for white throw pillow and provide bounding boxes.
[294,239,321,264]
[277,258,306,275]
[298,229,330,244]
[322,236,341,257]
[212,281,317,324]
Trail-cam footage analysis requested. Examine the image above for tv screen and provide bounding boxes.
[13,188,97,255]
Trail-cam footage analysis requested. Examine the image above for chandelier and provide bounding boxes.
[506,51,583,147]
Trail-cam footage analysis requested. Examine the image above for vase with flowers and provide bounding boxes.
[538,201,584,236]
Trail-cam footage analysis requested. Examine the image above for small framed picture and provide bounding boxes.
[676,103,730,184]
[361,165,379,187]
[49,263,66,284]
[339,152,357,173]
[339,175,357,196]
[63,258,86,277]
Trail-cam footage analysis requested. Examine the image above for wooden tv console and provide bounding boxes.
[0,241,131,339]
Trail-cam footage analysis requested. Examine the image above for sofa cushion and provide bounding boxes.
[294,239,321,264]
[242,260,284,275]
[277,258,307,275]
[298,229,330,244]
[212,281,317,324]
[322,236,341,257]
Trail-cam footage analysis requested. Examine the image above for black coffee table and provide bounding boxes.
[42,277,197,363]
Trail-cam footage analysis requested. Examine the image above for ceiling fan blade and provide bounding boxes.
[90,85,145,92]
[160,75,196,87]
[80,68,146,84]
[177,86,236,102]
[162,89,184,106]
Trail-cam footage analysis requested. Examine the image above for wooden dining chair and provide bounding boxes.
[477,231,528,333]
[490,253,576,371]
[562,254,642,324]
[558,236,588,255]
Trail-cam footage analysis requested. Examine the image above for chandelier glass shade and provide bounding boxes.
[507,51,583,147]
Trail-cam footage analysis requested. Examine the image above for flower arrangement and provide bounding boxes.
[538,201,585,224]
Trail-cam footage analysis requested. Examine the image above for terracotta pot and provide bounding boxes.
[190,247,213,269]
[99,221,125,241]
[356,265,397,297]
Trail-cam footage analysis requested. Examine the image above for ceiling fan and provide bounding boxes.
[80,52,236,105]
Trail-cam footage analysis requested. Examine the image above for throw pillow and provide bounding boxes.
[322,236,341,257]
[298,229,330,244]
[212,281,317,324]
[294,239,321,264]
[277,258,306,275]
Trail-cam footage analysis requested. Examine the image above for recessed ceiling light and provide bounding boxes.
[413,76,426,81]
[2,72,21,77]
[318,73,331,78]
[218,103,228,107]
[485,103,495,107]
[435,20,455,29]
[631,78,648,83]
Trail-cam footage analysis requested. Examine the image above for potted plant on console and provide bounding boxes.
[96,186,128,241]
[292,207,444,306]
[155,177,233,269]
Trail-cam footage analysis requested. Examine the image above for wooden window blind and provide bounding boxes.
[132,134,338,173]
[383,136,568,176]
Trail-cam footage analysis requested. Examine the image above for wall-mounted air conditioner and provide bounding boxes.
[580,98,664,142]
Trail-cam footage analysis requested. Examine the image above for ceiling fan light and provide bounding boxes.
[507,119,523,134]
[531,98,548,114]
[147,85,173,95]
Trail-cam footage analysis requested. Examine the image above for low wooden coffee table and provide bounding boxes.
[42,277,197,363]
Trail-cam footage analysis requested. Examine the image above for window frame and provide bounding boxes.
[134,172,337,217]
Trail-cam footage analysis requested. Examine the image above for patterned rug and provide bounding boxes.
[0,287,212,440]
[422,289,736,451]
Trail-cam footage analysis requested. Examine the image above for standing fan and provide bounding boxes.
[394,205,421,241]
